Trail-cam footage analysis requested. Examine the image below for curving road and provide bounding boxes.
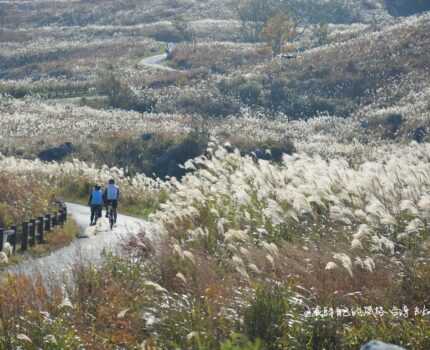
[139,53,177,71]
[6,203,156,282]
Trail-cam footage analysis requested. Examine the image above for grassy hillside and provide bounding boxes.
[1,0,430,348]
[0,0,235,28]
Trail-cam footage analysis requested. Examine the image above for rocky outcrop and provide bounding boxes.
[361,341,406,350]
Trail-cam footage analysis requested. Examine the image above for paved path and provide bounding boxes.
[6,203,155,282]
[139,53,177,71]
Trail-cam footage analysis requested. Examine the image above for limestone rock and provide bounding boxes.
[0,252,9,264]
[360,340,406,350]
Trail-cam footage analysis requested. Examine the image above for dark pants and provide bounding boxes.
[90,205,102,224]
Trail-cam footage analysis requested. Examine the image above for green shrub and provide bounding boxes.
[287,311,430,350]
[287,317,346,350]
[219,334,262,350]
[10,309,86,350]
[243,283,296,350]
[218,75,351,118]
[97,71,156,112]
[218,78,263,106]
[238,81,263,106]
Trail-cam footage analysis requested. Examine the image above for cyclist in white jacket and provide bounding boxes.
[103,179,120,224]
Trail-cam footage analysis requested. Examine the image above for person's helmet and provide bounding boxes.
[109,179,115,185]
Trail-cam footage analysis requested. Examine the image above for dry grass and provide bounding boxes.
[273,244,397,306]
[170,42,271,73]
[0,172,55,227]
[30,219,79,257]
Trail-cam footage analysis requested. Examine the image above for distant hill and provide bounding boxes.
[245,12,430,123]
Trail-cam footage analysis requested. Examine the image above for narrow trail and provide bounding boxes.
[5,54,176,281]
[6,203,156,281]
[139,53,177,71]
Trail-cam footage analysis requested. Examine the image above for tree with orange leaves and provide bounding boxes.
[261,13,297,56]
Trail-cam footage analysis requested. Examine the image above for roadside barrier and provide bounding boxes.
[0,203,68,254]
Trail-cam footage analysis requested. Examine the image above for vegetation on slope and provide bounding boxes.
[1,0,430,348]
[2,144,430,348]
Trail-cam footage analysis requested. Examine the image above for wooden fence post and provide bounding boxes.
[45,214,51,232]
[21,222,29,252]
[9,225,17,253]
[0,204,69,254]
[29,219,36,247]
[38,216,44,243]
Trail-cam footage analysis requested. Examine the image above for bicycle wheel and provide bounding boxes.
[113,207,117,224]
[109,208,114,230]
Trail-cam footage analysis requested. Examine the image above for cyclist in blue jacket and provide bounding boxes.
[88,184,103,226]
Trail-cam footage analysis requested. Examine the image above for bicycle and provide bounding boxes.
[106,202,117,230]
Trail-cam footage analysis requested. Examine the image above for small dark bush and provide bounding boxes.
[238,81,263,106]
[47,68,73,79]
[218,78,263,106]
[0,85,28,98]
[412,127,426,143]
[97,73,156,112]
[176,93,240,118]
[243,138,296,162]
[38,142,75,162]
[153,131,209,179]
[383,113,403,139]
[150,28,184,43]
[141,133,154,141]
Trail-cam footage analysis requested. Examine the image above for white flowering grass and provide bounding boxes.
[0,154,167,205]
[150,142,430,285]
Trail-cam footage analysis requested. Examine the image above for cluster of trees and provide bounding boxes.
[236,0,297,55]
[236,0,356,55]
[236,0,430,56]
